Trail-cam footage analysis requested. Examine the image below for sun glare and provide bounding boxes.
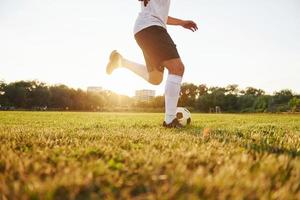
[104,69,147,96]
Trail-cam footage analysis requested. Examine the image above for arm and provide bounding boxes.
[167,16,198,32]
[167,16,184,26]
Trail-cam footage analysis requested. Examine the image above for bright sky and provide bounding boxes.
[0,0,299,96]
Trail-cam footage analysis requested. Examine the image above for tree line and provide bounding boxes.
[178,83,300,113]
[0,80,299,113]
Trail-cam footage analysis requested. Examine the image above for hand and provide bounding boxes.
[180,20,198,32]
[138,0,150,7]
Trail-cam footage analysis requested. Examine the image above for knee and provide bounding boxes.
[164,59,185,76]
[176,63,185,76]
[149,71,163,85]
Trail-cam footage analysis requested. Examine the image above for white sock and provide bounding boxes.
[164,74,182,124]
[121,58,149,82]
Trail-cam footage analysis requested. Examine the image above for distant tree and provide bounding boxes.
[179,83,198,107]
[49,85,73,109]
[223,94,238,112]
[103,91,120,107]
[242,87,265,96]
[267,89,294,112]
[195,84,210,112]
[226,84,239,95]
[196,94,213,112]
[209,87,226,108]
[289,97,300,112]
[3,81,37,108]
[198,84,208,96]
[150,96,164,108]
[0,81,7,106]
[86,90,110,111]
[28,81,50,107]
[273,89,293,104]
[196,86,227,112]
[237,95,256,112]
[70,89,88,110]
[117,95,133,107]
[0,80,298,113]
[0,81,5,92]
[253,95,271,112]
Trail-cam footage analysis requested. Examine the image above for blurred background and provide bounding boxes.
[0,0,299,96]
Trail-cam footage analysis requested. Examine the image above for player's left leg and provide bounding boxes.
[106,50,163,85]
[106,50,149,82]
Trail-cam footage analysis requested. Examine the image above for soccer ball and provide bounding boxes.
[176,107,191,126]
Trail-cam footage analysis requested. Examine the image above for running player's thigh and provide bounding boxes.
[149,69,163,85]
[162,58,185,76]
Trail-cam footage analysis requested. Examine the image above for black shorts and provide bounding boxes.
[134,25,180,72]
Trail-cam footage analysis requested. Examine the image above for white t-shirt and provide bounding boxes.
[134,0,171,35]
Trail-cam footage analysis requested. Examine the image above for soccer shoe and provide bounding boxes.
[106,50,122,75]
[163,118,183,129]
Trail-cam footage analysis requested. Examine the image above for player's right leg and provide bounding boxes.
[162,58,185,128]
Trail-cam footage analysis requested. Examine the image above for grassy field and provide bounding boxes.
[0,112,300,200]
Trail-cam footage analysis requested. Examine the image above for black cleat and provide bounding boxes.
[163,118,183,129]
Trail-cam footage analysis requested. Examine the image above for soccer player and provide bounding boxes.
[106,0,198,128]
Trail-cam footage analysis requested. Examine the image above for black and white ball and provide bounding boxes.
[176,107,191,126]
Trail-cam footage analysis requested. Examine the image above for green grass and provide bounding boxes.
[0,112,300,200]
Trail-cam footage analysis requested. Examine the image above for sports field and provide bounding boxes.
[0,112,300,199]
